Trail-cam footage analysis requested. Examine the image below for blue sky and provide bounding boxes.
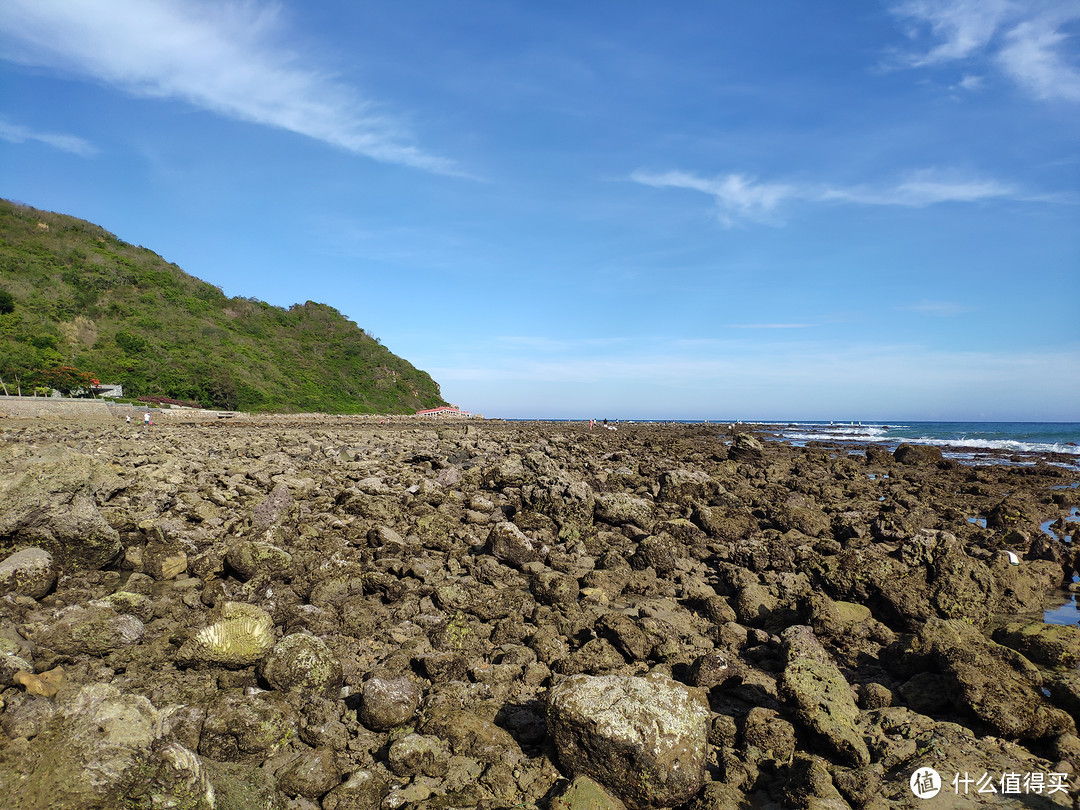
[1,0,1077,420]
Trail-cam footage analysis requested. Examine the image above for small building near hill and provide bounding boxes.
[416,406,471,418]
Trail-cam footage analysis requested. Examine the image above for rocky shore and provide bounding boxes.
[1,416,1078,809]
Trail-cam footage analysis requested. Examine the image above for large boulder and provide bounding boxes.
[893,443,943,465]
[994,621,1080,668]
[0,547,56,599]
[911,618,1075,741]
[547,672,710,809]
[259,633,342,698]
[0,447,123,571]
[0,683,214,810]
[779,626,869,767]
[485,521,547,569]
[359,676,421,732]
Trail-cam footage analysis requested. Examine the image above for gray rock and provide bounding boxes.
[485,521,546,569]
[359,676,420,731]
[546,672,710,809]
[321,769,388,810]
[276,747,341,799]
[259,633,342,698]
[251,482,293,534]
[0,548,55,599]
[198,692,295,762]
[26,604,145,656]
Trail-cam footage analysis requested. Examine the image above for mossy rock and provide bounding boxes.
[259,632,342,698]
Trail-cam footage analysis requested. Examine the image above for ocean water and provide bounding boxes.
[769,421,1080,467]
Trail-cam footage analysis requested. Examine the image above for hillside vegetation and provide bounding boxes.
[0,199,448,413]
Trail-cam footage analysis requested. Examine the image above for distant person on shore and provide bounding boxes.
[144,411,151,426]
[126,415,131,424]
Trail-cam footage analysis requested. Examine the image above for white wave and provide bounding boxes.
[903,437,1080,456]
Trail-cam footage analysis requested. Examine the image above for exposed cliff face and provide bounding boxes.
[0,199,447,413]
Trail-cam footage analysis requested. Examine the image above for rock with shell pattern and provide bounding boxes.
[177,601,276,669]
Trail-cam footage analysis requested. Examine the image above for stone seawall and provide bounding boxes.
[0,396,227,422]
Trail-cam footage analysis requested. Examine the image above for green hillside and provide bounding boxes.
[0,199,448,413]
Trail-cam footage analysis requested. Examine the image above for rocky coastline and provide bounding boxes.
[1,415,1078,809]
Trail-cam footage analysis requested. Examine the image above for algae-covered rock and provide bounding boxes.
[779,626,869,768]
[226,539,293,581]
[912,617,1076,741]
[321,769,388,810]
[549,774,629,810]
[485,521,546,569]
[0,448,123,571]
[198,692,295,762]
[0,683,214,810]
[993,620,1080,668]
[259,632,342,698]
[594,493,655,531]
[0,547,56,599]
[25,604,145,656]
[546,672,710,810]
[387,733,450,778]
[178,601,276,669]
[421,708,523,765]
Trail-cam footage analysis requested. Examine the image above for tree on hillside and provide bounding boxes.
[0,288,13,314]
[30,366,100,396]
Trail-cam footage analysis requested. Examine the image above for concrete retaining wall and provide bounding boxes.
[0,396,230,422]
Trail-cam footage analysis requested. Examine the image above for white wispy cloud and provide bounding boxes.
[890,0,1080,103]
[821,170,1017,206]
[892,0,1013,66]
[0,0,458,173]
[630,170,795,226]
[631,168,1023,226]
[0,116,96,156]
[998,14,1080,102]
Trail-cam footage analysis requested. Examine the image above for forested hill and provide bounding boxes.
[0,199,448,413]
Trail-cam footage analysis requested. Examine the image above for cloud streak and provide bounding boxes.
[631,168,1022,226]
[0,0,459,173]
[0,117,96,156]
[891,0,1080,103]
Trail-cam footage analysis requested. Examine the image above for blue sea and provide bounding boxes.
[765,421,1080,468]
